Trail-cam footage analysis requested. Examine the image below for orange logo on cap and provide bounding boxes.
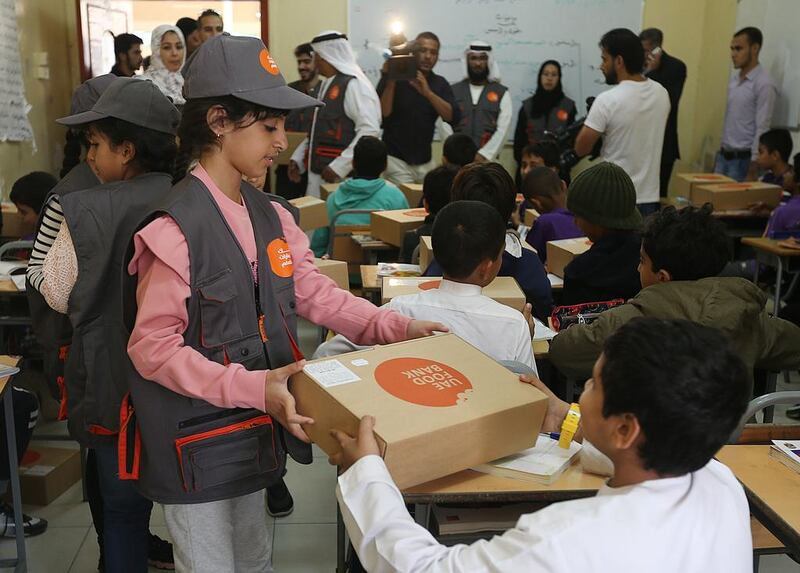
[328,84,341,101]
[556,109,569,122]
[374,357,473,407]
[487,91,499,103]
[259,48,280,75]
[267,238,293,278]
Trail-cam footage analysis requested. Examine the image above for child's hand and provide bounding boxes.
[329,415,381,472]
[406,319,449,339]
[264,360,315,442]
[519,374,570,433]
[747,201,771,216]
[522,303,535,337]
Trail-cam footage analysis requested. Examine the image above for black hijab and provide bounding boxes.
[529,60,565,118]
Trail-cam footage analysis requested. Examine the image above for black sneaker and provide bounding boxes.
[0,503,47,537]
[266,478,294,517]
[148,533,175,570]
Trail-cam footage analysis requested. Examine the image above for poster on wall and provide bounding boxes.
[0,0,34,142]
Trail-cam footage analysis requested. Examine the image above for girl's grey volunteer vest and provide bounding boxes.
[125,176,311,505]
[58,172,174,448]
[309,73,356,175]
[451,79,508,148]
[26,161,99,405]
[523,95,576,143]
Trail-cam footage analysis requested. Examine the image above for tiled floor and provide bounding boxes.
[2,320,799,571]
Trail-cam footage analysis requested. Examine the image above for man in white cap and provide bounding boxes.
[289,31,381,198]
[444,41,512,163]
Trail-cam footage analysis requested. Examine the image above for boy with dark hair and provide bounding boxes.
[318,201,536,370]
[519,140,560,180]
[399,165,457,262]
[425,162,553,319]
[110,33,143,77]
[310,136,408,256]
[765,151,800,237]
[560,162,642,305]
[10,172,57,233]
[442,133,477,168]
[522,167,581,262]
[757,128,795,194]
[331,318,752,572]
[550,204,800,388]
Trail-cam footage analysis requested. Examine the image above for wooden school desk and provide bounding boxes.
[0,356,24,572]
[717,445,800,556]
[742,237,800,314]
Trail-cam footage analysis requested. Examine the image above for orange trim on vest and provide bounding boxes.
[118,393,141,480]
[88,425,117,436]
[259,315,269,343]
[58,344,71,361]
[56,376,68,421]
[314,146,344,158]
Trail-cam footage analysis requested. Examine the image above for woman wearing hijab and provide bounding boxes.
[141,24,186,105]
[513,60,576,163]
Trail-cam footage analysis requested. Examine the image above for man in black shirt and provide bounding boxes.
[377,32,460,184]
[110,33,143,77]
[640,28,687,198]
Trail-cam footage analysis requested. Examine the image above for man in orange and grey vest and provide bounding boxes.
[443,41,512,163]
[289,31,381,198]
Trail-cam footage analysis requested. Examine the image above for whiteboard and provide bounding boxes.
[348,0,643,125]
[736,0,800,130]
[0,0,34,142]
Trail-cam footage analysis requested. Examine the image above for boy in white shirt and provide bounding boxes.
[316,200,537,373]
[330,318,752,573]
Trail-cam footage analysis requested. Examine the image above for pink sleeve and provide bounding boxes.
[126,216,267,412]
[275,204,411,345]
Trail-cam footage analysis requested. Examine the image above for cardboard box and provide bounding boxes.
[320,183,339,201]
[398,183,424,207]
[524,209,541,227]
[381,276,526,312]
[1,203,34,238]
[314,257,349,290]
[291,334,546,489]
[18,446,81,506]
[673,173,734,201]
[370,208,427,247]
[288,196,329,231]
[418,235,433,272]
[273,131,307,166]
[692,181,783,211]
[546,237,592,278]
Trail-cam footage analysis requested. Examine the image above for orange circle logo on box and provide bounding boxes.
[486,91,499,103]
[328,84,341,100]
[403,208,428,217]
[267,238,293,278]
[259,48,280,75]
[418,280,441,291]
[374,357,473,407]
[556,109,569,122]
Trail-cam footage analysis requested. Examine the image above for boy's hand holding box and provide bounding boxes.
[291,334,546,488]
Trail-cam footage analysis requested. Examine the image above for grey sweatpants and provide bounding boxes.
[164,489,272,573]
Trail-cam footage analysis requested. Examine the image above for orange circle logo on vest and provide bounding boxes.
[418,280,441,291]
[487,91,499,103]
[557,109,569,122]
[374,357,473,407]
[267,238,293,278]
[259,49,280,75]
[328,84,341,101]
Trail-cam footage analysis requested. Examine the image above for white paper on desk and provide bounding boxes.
[0,365,20,378]
[0,261,27,277]
[492,436,581,476]
[547,273,564,287]
[304,360,361,388]
[533,319,557,342]
[10,275,25,291]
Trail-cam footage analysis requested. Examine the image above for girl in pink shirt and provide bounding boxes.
[126,35,444,572]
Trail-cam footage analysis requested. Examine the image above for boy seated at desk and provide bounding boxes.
[424,163,553,320]
[764,152,800,238]
[317,200,537,373]
[441,133,477,169]
[549,204,800,389]
[519,140,560,181]
[330,318,752,572]
[756,128,795,195]
[10,172,57,240]
[399,165,457,263]
[522,166,581,263]
[559,162,642,305]
[311,136,408,257]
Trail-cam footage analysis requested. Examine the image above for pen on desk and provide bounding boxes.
[541,432,560,440]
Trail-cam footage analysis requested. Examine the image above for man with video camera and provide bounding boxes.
[575,28,669,216]
[378,31,460,185]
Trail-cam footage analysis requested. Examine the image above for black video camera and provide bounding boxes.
[543,97,601,172]
[385,33,418,81]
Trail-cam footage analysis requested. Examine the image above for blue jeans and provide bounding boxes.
[95,446,153,573]
[714,152,750,182]
[637,202,660,218]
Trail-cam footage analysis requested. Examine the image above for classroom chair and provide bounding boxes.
[0,240,33,261]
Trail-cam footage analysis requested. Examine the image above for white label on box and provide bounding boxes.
[22,464,54,476]
[351,359,369,367]
[304,360,361,388]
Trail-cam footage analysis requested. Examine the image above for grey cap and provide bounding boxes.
[183,35,323,111]
[57,77,181,135]
[70,74,117,115]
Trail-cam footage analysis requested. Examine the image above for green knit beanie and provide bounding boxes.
[566,162,643,230]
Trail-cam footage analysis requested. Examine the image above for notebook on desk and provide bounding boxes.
[473,435,582,485]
